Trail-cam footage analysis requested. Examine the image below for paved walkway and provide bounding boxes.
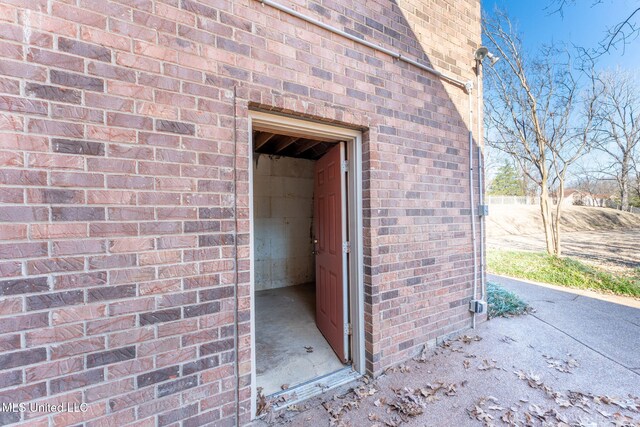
[256,275,640,426]
[491,274,640,376]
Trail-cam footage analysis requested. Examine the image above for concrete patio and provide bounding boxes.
[255,275,640,426]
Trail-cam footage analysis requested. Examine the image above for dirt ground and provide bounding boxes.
[254,313,640,426]
[486,205,640,239]
[487,205,640,275]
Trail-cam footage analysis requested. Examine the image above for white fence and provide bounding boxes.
[625,206,640,215]
[486,196,540,205]
[486,195,640,215]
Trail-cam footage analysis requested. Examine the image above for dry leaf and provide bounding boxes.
[384,416,403,427]
[500,335,516,344]
[374,397,386,407]
[415,345,429,362]
[461,335,482,344]
[478,359,499,371]
[445,384,457,396]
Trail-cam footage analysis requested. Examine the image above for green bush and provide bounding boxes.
[487,282,530,318]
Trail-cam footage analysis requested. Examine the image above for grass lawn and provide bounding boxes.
[488,250,640,298]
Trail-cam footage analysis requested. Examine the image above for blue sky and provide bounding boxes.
[482,0,640,182]
[484,0,640,71]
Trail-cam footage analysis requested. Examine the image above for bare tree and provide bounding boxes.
[547,0,640,57]
[632,153,640,204]
[571,164,619,206]
[483,10,600,256]
[572,166,601,205]
[591,70,640,211]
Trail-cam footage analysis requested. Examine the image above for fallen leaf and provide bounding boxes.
[500,335,516,344]
[501,410,516,425]
[414,345,429,362]
[384,416,403,427]
[468,404,494,424]
[374,397,386,407]
[461,335,482,344]
[543,354,579,373]
[398,364,411,373]
[478,359,499,371]
[256,387,270,416]
[445,384,457,396]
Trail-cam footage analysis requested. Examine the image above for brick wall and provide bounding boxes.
[0,0,481,425]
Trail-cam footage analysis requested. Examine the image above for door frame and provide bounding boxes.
[247,110,364,418]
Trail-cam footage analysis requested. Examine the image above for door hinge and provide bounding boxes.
[344,323,352,335]
[341,160,349,173]
[342,241,350,253]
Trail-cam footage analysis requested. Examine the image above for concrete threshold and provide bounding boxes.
[269,366,361,410]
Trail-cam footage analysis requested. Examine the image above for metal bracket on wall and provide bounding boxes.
[341,160,349,173]
[344,323,352,335]
[478,204,489,216]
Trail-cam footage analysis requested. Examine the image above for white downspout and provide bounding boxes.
[467,82,479,329]
[477,67,486,303]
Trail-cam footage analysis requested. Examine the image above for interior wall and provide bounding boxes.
[254,155,315,291]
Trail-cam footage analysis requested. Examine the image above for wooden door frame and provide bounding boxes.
[247,110,364,418]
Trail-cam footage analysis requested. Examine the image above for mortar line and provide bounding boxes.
[531,313,640,377]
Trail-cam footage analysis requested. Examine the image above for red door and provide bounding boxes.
[314,143,347,363]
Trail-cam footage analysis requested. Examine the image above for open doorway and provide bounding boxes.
[249,111,364,407]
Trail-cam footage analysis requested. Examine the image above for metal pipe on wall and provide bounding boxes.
[476,66,486,302]
[256,0,470,92]
[479,145,485,301]
[232,86,241,424]
[468,85,479,329]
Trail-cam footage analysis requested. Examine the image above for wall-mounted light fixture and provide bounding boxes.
[474,46,500,66]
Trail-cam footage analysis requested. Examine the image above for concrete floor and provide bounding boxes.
[255,283,345,396]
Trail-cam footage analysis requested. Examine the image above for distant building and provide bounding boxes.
[563,189,613,207]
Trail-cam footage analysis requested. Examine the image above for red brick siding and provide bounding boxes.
[0,0,481,425]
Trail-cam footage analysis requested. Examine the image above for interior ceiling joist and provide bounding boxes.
[253,131,340,160]
[254,132,275,150]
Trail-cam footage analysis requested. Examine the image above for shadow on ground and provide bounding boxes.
[488,229,640,273]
